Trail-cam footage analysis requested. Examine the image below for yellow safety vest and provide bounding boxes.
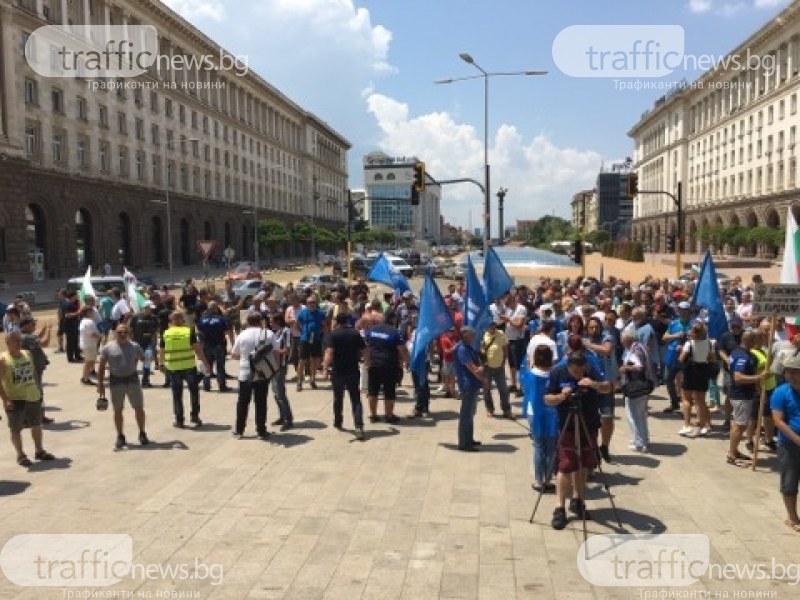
[750,348,776,391]
[1,351,41,402]
[163,326,196,372]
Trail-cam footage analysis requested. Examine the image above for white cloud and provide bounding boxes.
[688,0,714,12]
[366,93,604,227]
[162,0,226,22]
[754,0,787,8]
[719,2,746,16]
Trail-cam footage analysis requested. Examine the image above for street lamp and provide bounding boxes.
[150,137,198,284]
[436,55,546,253]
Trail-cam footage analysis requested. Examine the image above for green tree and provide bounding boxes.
[257,219,290,265]
[469,235,483,248]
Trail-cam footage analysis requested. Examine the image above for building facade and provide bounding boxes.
[362,152,442,244]
[0,0,350,282]
[596,172,633,240]
[629,0,800,257]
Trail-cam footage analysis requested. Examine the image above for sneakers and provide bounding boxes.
[296,382,303,392]
[310,381,318,390]
[173,421,185,429]
[629,443,648,453]
[663,406,677,414]
[190,416,202,427]
[569,497,590,519]
[258,432,270,441]
[355,428,365,441]
[368,415,381,423]
[502,411,516,420]
[385,414,400,424]
[599,445,612,463]
[551,507,568,530]
[271,419,284,426]
[115,435,127,450]
[678,426,697,437]
[697,426,711,437]
[232,431,243,440]
[138,432,150,446]
[280,422,293,432]
[334,421,344,430]
[745,440,755,453]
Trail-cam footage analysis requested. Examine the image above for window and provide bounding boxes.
[165,98,173,117]
[203,116,209,133]
[166,129,174,148]
[100,142,110,172]
[179,104,185,124]
[768,106,774,125]
[77,137,88,169]
[76,96,87,120]
[119,147,129,177]
[52,132,63,164]
[20,31,34,60]
[150,91,158,113]
[204,144,211,162]
[135,118,144,140]
[793,94,798,116]
[191,110,198,130]
[51,88,64,113]
[118,112,127,135]
[24,78,38,105]
[152,156,161,185]
[151,124,159,145]
[134,88,143,107]
[136,151,145,180]
[115,78,125,100]
[779,100,785,120]
[99,104,108,128]
[24,124,39,156]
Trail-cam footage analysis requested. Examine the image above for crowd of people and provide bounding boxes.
[1,269,799,534]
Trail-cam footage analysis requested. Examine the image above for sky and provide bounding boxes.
[163,0,794,229]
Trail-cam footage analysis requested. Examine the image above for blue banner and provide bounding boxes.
[483,247,514,302]
[367,253,411,295]
[410,274,455,378]
[465,255,493,347]
[691,251,728,340]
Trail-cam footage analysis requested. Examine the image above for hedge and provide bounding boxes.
[600,241,645,262]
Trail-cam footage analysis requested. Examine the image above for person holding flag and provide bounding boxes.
[367,253,411,296]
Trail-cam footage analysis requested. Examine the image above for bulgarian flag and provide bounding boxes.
[78,266,96,303]
[123,268,148,314]
[782,207,800,337]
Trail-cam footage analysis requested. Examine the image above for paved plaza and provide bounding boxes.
[0,354,797,599]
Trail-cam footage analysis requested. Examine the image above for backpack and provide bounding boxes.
[248,330,277,382]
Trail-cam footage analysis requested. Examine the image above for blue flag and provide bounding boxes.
[367,253,411,295]
[465,255,493,347]
[410,273,455,378]
[691,251,728,340]
[483,247,514,302]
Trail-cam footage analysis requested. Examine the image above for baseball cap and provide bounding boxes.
[402,290,414,299]
[678,301,691,310]
[18,316,36,328]
[782,352,800,371]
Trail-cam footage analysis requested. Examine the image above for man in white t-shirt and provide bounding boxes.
[527,321,558,368]
[502,293,528,396]
[736,290,753,325]
[79,307,101,385]
[231,312,274,440]
[110,288,131,330]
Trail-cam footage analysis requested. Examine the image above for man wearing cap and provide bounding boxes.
[129,303,160,388]
[662,301,694,414]
[770,352,800,531]
[454,326,484,451]
[718,316,744,430]
[323,312,365,440]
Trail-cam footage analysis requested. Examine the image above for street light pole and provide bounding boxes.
[436,56,546,254]
[496,187,507,245]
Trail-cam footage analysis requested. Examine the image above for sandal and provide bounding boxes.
[17,455,32,467]
[726,455,749,468]
[785,520,800,533]
[735,451,752,461]
[34,450,55,461]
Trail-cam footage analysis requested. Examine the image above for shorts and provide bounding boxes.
[442,361,454,377]
[4,400,43,433]
[750,390,773,420]
[300,338,323,359]
[508,339,527,370]
[779,442,800,496]
[598,393,615,419]
[110,381,144,411]
[289,337,301,364]
[557,428,598,474]
[368,366,398,400]
[730,398,754,426]
[57,318,65,336]
[81,344,98,361]
[682,362,710,392]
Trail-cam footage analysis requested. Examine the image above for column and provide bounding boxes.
[1,4,19,143]
[60,0,68,28]
[82,0,90,39]
[788,38,794,83]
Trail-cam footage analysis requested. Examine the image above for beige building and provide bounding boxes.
[629,0,800,257]
[0,0,350,281]
[570,189,596,232]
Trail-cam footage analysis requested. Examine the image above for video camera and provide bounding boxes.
[564,385,593,413]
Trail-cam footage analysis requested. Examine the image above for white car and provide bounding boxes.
[385,255,414,278]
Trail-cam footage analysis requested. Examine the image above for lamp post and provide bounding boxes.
[496,187,508,245]
[436,55,546,254]
[150,137,198,283]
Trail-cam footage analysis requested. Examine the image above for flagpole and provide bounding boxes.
[751,313,776,471]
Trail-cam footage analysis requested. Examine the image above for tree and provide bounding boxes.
[257,219,290,265]
[469,235,483,248]
[586,230,610,245]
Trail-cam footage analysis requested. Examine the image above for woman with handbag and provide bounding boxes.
[678,322,715,437]
[620,330,653,452]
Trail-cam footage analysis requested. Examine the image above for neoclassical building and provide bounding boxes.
[629,0,800,258]
[0,0,350,282]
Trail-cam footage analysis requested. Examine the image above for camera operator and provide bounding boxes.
[544,352,611,530]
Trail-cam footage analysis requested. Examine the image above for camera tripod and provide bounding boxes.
[529,403,623,544]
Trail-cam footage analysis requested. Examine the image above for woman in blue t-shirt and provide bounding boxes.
[522,345,559,493]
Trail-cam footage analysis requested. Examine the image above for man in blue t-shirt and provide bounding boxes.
[364,314,407,424]
[454,326,484,452]
[661,301,694,413]
[296,296,327,391]
[728,331,766,465]
[196,302,232,393]
[770,353,800,530]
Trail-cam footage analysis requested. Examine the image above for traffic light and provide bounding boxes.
[627,173,639,197]
[413,162,426,193]
[573,239,583,265]
[410,185,420,206]
[666,234,675,253]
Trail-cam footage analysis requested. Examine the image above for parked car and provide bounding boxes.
[333,254,374,279]
[230,279,285,302]
[431,257,455,278]
[385,255,414,278]
[226,261,262,280]
[297,273,346,290]
[442,259,467,280]
[66,276,127,297]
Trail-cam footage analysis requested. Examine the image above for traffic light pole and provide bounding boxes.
[636,182,683,280]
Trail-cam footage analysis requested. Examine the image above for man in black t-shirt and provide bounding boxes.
[323,313,365,440]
